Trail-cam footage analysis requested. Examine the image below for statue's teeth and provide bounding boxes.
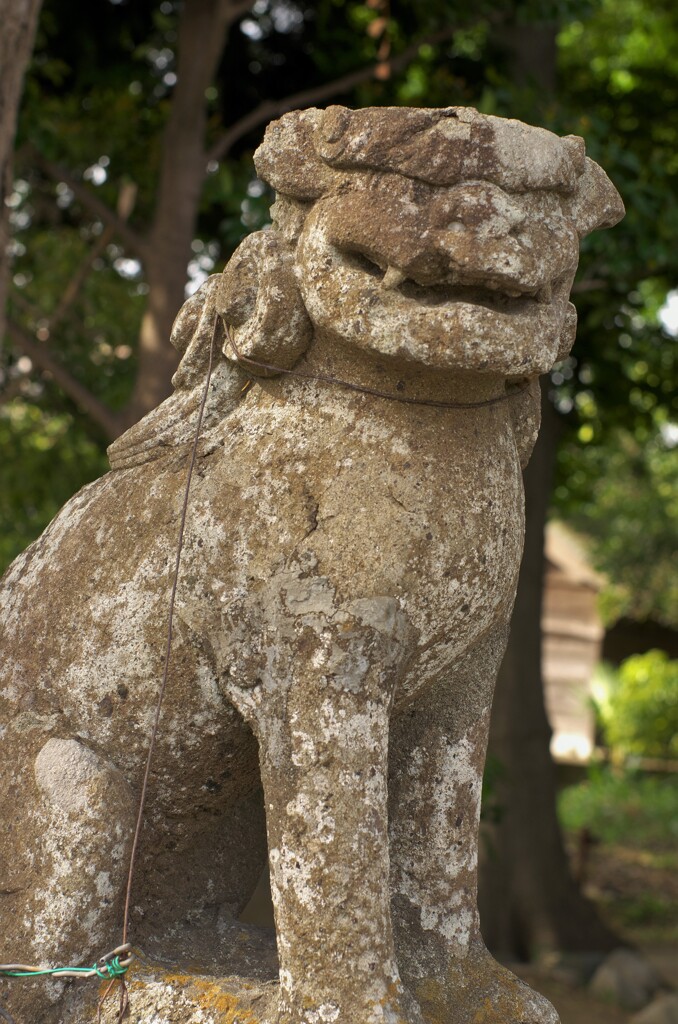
[382,266,407,289]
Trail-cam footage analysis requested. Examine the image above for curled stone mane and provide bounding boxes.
[254,105,624,237]
[109,104,625,470]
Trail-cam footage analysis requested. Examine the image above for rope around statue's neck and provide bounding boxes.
[224,324,529,410]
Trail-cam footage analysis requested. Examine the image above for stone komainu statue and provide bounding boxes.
[0,106,623,1024]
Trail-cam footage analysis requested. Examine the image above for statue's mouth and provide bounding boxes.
[299,224,575,375]
[394,277,551,311]
[341,249,558,313]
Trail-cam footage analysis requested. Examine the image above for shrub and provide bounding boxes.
[558,766,678,850]
[602,650,678,761]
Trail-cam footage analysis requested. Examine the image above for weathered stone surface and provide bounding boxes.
[589,949,664,1011]
[60,963,278,1024]
[0,105,623,1024]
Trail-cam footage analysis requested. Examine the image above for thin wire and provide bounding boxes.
[106,316,219,1022]
[224,326,527,410]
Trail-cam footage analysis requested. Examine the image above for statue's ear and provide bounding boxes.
[170,274,223,389]
[108,276,237,471]
[217,229,312,376]
[568,155,625,237]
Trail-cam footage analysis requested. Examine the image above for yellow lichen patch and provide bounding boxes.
[150,972,261,1024]
[94,967,267,1024]
[470,996,499,1023]
[186,978,261,1022]
[415,957,558,1024]
[415,977,448,1024]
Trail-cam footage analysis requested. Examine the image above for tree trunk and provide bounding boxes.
[476,16,620,961]
[478,384,618,958]
[501,21,558,92]
[0,0,43,342]
[122,0,251,428]
[8,1,450,439]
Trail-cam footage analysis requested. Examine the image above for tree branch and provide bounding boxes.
[571,279,611,294]
[6,320,121,439]
[0,0,43,345]
[220,0,255,24]
[47,181,138,334]
[206,27,455,165]
[48,223,116,329]
[0,377,27,406]
[34,154,150,263]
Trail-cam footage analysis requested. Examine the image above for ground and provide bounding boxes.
[516,939,677,1024]
[512,778,678,1024]
[515,967,631,1024]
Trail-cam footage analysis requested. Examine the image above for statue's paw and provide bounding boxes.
[276,996,419,1024]
[416,945,560,1024]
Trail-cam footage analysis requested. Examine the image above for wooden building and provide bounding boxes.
[542,522,604,764]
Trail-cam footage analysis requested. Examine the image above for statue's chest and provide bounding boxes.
[215,399,525,635]
[313,439,523,629]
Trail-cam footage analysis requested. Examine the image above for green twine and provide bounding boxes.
[0,956,129,981]
[94,956,128,979]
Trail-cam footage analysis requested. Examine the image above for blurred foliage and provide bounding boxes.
[557,424,678,625]
[0,402,107,568]
[549,0,678,627]
[593,651,678,760]
[559,763,678,849]
[1,0,677,611]
[559,763,678,941]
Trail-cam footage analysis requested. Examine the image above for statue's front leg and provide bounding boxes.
[227,611,420,1024]
[389,623,560,1024]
